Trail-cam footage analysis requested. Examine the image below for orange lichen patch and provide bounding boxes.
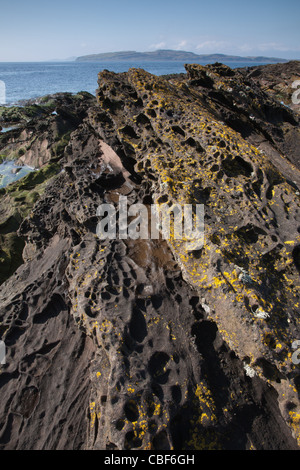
[185,382,221,450]
[89,402,97,428]
[289,411,300,446]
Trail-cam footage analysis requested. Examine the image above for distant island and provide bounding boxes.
[76,49,288,63]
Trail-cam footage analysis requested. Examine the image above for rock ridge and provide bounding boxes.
[0,62,299,450]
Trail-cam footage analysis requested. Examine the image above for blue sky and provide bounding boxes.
[0,0,299,61]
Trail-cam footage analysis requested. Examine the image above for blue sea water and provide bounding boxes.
[0,60,269,105]
[0,160,34,188]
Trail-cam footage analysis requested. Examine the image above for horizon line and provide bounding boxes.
[0,49,299,63]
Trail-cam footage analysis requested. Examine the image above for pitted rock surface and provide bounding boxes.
[0,62,299,450]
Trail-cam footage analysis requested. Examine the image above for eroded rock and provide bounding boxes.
[0,63,299,450]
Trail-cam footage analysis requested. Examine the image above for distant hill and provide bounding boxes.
[76,49,288,63]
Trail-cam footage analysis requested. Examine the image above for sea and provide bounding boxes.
[0,160,34,189]
[0,60,270,106]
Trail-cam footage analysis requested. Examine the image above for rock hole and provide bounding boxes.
[101,292,111,300]
[148,352,170,384]
[15,386,39,418]
[222,155,253,177]
[292,245,300,272]
[236,224,267,244]
[152,430,170,450]
[124,399,139,422]
[106,442,118,450]
[129,306,147,342]
[151,295,163,309]
[120,125,139,139]
[116,419,125,431]
[148,419,158,434]
[147,108,157,118]
[124,431,143,449]
[171,125,185,137]
[255,358,284,382]
[171,385,182,404]
[157,194,168,204]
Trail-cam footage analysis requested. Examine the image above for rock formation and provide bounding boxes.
[0,62,299,450]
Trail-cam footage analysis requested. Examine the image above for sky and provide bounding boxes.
[0,0,299,61]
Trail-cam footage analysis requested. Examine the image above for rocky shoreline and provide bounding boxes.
[0,61,299,450]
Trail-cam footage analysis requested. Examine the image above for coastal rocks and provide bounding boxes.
[0,92,96,168]
[0,231,97,449]
[239,61,300,115]
[184,62,300,170]
[0,62,300,450]
[94,63,300,447]
[0,92,96,285]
